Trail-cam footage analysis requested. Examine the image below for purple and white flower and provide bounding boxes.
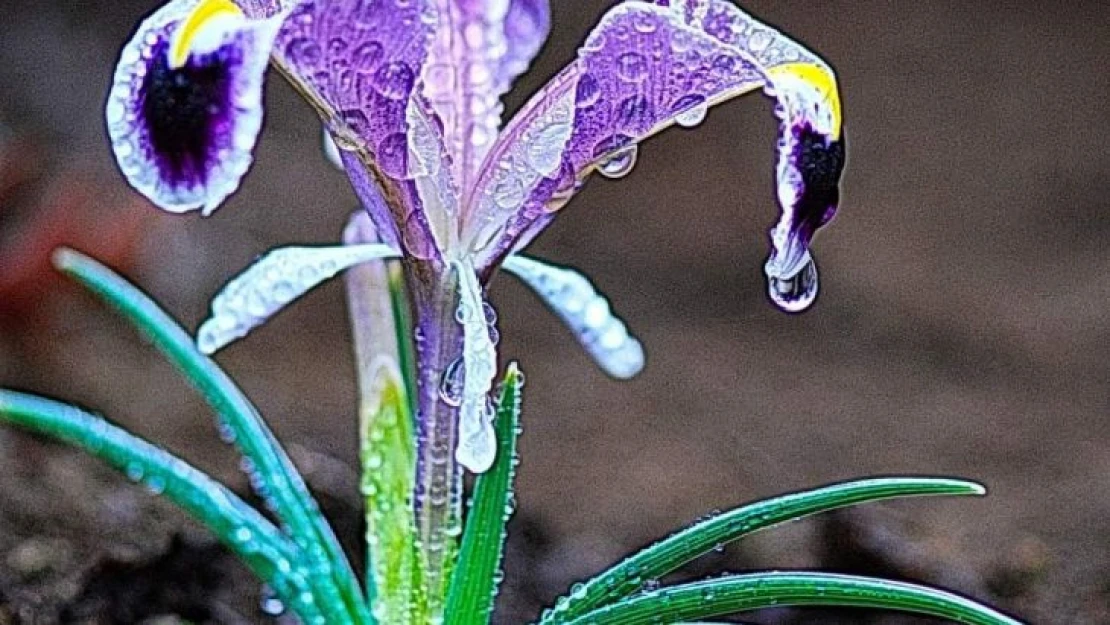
[107,0,845,584]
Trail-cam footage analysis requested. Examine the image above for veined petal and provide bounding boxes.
[107,0,282,214]
[453,258,498,473]
[502,255,644,379]
[271,0,456,261]
[465,1,845,316]
[197,243,401,354]
[422,0,551,190]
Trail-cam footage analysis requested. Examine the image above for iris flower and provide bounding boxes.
[107,0,844,590]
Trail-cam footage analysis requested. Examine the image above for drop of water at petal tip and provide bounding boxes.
[767,256,819,313]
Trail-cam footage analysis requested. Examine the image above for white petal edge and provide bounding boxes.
[454,258,498,474]
[106,0,284,215]
[197,243,400,354]
[502,255,645,379]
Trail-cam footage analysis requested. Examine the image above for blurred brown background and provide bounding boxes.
[1,1,1107,623]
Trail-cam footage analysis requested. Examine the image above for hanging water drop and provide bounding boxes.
[597,145,638,179]
[438,357,464,407]
[260,585,286,616]
[767,255,819,313]
[675,103,709,128]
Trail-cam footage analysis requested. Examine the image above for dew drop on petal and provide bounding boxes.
[597,145,638,179]
[675,103,709,128]
[767,255,819,313]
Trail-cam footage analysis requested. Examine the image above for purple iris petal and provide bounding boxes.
[467,0,845,314]
[107,0,278,214]
[423,0,551,192]
[501,0,551,88]
[464,3,763,269]
[272,0,451,261]
[272,0,433,166]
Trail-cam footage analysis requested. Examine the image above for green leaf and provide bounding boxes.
[0,390,324,624]
[542,477,984,622]
[444,364,524,625]
[560,572,1021,625]
[360,362,422,624]
[52,248,370,625]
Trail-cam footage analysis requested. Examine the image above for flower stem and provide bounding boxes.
[408,263,465,617]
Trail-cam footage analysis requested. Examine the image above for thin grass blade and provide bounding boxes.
[560,572,1021,625]
[444,364,524,625]
[542,477,984,622]
[0,390,323,623]
[52,248,370,625]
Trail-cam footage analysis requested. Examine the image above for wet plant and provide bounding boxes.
[1,0,1024,623]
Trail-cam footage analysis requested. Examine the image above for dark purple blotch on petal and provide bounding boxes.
[789,121,845,246]
[140,39,237,187]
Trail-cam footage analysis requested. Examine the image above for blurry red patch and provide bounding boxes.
[0,135,152,329]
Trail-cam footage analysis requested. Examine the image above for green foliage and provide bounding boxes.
[445,364,524,625]
[560,572,1020,625]
[360,361,424,623]
[540,477,986,623]
[31,248,368,624]
[0,250,1023,625]
[0,391,323,623]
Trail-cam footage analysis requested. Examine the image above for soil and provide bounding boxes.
[1,1,1108,623]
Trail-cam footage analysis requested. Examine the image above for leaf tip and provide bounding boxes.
[51,246,83,272]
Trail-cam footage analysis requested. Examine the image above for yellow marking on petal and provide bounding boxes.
[768,62,842,140]
[170,0,244,69]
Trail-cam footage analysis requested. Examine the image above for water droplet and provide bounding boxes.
[492,177,526,210]
[402,211,437,259]
[351,42,383,71]
[598,145,638,179]
[286,37,322,68]
[575,73,601,108]
[439,357,464,407]
[260,585,286,616]
[125,462,144,482]
[675,103,708,128]
[767,256,819,313]
[616,52,648,82]
[372,61,415,100]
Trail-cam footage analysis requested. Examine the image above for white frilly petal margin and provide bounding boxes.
[502,255,644,379]
[106,0,283,214]
[197,243,401,354]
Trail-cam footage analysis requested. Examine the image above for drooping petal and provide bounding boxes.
[453,258,498,473]
[673,0,844,311]
[196,243,400,354]
[422,0,551,190]
[464,1,845,315]
[107,0,282,214]
[502,255,644,379]
[271,0,455,261]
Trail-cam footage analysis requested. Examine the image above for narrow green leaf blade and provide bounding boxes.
[53,248,369,624]
[0,390,323,624]
[444,364,524,625]
[360,362,421,624]
[543,477,984,622]
[561,572,1021,625]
